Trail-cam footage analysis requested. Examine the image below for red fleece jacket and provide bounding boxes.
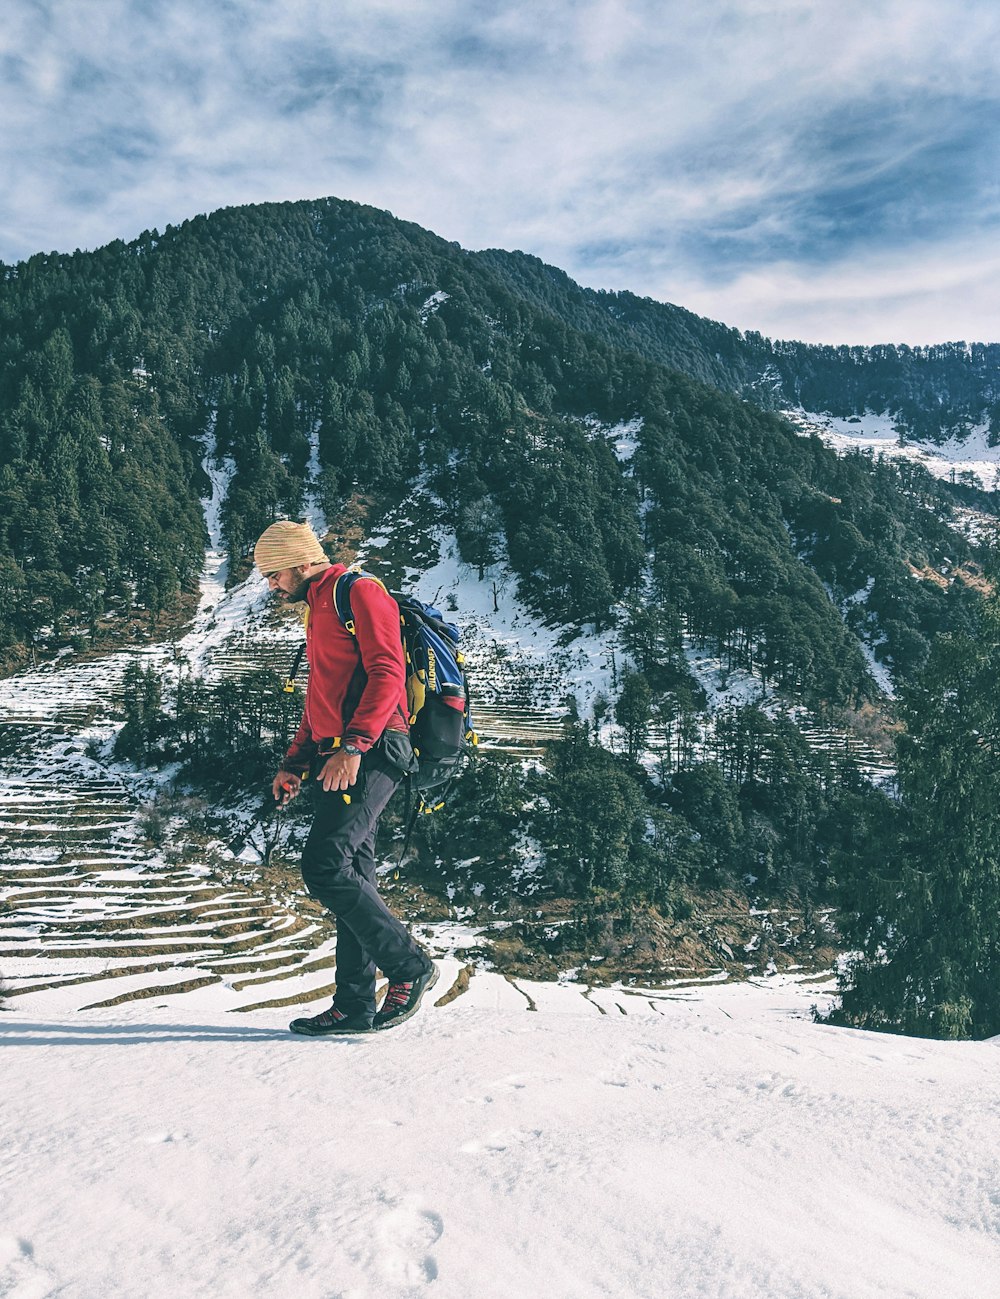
[283,565,408,773]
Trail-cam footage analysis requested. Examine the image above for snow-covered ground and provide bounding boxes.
[3,971,999,1299]
[5,416,998,1296]
[786,408,1000,495]
[357,486,619,742]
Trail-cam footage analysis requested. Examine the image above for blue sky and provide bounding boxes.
[2,0,999,345]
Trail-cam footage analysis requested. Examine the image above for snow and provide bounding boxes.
[174,435,273,678]
[835,577,895,697]
[579,414,644,463]
[684,640,766,712]
[607,417,643,462]
[4,412,999,1296]
[301,419,327,538]
[786,408,1000,494]
[357,496,619,725]
[784,410,1000,699]
[196,433,234,613]
[857,637,895,698]
[3,973,1000,1299]
[419,290,450,323]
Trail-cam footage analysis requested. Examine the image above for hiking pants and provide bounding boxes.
[299,749,427,1018]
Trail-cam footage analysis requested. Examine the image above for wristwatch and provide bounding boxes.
[341,743,363,757]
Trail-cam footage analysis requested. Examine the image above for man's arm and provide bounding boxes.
[314,750,361,792]
[283,709,317,774]
[273,709,316,802]
[342,578,407,751]
[272,769,303,804]
[273,756,360,798]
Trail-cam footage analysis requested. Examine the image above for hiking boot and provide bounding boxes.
[373,962,439,1031]
[289,1005,373,1036]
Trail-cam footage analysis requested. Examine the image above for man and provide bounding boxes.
[254,519,437,1035]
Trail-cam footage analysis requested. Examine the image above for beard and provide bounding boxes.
[280,576,311,604]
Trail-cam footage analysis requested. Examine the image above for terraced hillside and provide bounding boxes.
[1,455,909,1017]
[0,468,573,1014]
[0,652,339,1011]
[1,653,737,1020]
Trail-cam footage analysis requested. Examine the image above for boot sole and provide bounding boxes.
[288,1020,374,1037]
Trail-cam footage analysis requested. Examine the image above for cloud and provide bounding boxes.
[656,234,1000,345]
[1,0,999,343]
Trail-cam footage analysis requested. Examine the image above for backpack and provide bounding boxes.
[332,568,477,811]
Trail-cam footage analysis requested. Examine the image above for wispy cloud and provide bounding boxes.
[2,0,999,343]
[665,234,1000,346]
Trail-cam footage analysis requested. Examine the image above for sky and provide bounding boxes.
[2,0,999,346]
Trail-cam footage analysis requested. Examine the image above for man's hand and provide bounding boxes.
[317,751,362,793]
[272,770,302,805]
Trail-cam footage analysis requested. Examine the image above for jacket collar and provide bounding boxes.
[307,562,346,607]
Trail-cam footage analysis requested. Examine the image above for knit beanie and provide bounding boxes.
[253,520,327,573]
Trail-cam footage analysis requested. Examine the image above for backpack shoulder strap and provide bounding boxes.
[333,566,391,637]
[332,570,359,636]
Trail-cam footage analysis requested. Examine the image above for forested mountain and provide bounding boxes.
[3,195,999,1016]
[0,194,988,686]
[477,248,1000,439]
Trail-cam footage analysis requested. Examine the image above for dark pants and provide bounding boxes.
[299,750,426,1018]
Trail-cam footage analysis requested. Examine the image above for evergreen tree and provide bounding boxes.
[0,189,990,701]
[835,593,1000,1039]
[536,725,646,894]
[616,671,653,763]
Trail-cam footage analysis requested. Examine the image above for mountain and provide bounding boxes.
[0,194,990,681]
[1,194,997,984]
[475,247,1000,439]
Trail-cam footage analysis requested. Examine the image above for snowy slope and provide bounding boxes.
[786,408,1000,496]
[784,408,1000,702]
[4,416,1000,1297]
[3,973,1000,1299]
[0,438,895,1020]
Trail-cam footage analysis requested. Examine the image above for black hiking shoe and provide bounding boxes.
[373,962,439,1031]
[289,1005,373,1036]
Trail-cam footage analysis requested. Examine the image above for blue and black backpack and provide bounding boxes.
[331,568,476,812]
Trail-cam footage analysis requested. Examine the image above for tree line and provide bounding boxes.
[4,195,1000,1039]
[478,246,1000,441]
[1,195,989,694]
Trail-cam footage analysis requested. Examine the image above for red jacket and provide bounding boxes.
[284,565,408,772]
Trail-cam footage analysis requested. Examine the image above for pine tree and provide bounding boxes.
[616,671,653,763]
[835,592,1000,1038]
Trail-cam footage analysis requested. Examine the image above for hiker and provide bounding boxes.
[253,519,437,1035]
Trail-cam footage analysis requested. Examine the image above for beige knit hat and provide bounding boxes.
[253,520,327,573]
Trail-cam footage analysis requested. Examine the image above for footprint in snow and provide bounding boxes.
[753,1075,802,1099]
[495,1074,529,1090]
[0,1235,57,1299]
[374,1205,444,1287]
[460,1128,542,1155]
[463,1073,538,1107]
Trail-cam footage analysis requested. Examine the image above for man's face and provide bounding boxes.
[265,566,309,603]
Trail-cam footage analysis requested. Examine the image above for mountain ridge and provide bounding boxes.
[0,193,991,690]
[472,244,1000,436]
[1,191,999,1016]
